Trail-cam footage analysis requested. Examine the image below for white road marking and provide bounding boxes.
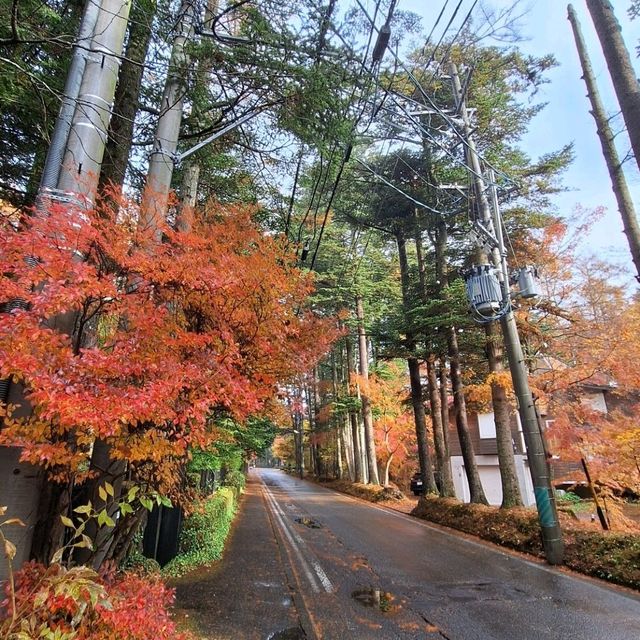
[264,472,640,598]
[263,486,320,593]
[262,481,334,593]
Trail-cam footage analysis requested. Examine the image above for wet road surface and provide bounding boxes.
[177,468,640,639]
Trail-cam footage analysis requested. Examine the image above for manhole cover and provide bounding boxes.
[351,588,401,615]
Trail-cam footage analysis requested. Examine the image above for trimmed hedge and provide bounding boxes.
[163,488,237,578]
[319,479,405,503]
[412,496,640,590]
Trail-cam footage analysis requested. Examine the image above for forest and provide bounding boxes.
[1,0,640,637]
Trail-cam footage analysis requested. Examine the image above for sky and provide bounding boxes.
[397,0,640,273]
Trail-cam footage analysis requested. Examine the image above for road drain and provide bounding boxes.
[351,588,401,614]
[295,517,322,529]
[266,626,306,639]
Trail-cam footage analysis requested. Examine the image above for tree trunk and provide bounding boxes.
[176,162,200,232]
[346,336,365,483]
[438,362,451,456]
[383,453,394,487]
[426,355,455,496]
[396,229,437,494]
[585,0,640,176]
[448,328,488,504]
[337,341,354,479]
[331,352,344,479]
[99,0,157,190]
[414,211,454,497]
[485,321,523,507]
[356,295,380,485]
[434,217,487,504]
[569,4,640,282]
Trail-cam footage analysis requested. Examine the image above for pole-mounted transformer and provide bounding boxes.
[371,21,391,63]
[464,265,503,317]
[516,265,540,299]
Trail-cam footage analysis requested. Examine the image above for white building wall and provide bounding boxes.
[450,454,535,507]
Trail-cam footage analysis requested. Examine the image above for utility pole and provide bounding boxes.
[140,0,196,230]
[0,0,133,578]
[568,4,640,282]
[450,62,564,564]
[450,64,522,509]
[585,0,640,175]
[39,0,102,192]
[56,0,133,201]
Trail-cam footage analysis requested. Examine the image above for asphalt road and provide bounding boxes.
[255,468,640,640]
[175,469,640,639]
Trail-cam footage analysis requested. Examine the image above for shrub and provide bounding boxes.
[320,479,405,503]
[222,470,246,495]
[162,488,237,578]
[0,561,193,640]
[411,496,640,590]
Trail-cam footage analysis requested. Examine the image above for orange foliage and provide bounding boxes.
[524,209,640,491]
[0,199,338,486]
[364,363,416,482]
[464,372,514,413]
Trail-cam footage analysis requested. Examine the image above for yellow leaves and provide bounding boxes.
[465,372,514,412]
[3,538,16,561]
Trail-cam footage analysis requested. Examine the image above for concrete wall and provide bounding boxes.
[0,447,41,582]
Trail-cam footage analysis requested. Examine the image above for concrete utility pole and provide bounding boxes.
[569,4,640,282]
[0,0,133,581]
[57,0,133,200]
[140,0,196,230]
[450,64,522,509]
[585,0,640,175]
[449,62,564,564]
[39,0,102,192]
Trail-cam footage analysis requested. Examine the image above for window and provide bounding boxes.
[478,412,496,439]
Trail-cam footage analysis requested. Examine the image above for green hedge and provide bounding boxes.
[163,487,237,578]
[222,469,246,494]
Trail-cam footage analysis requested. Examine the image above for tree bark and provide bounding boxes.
[485,321,523,507]
[438,362,450,455]
[569,4,640,282]
[346,335,365,483]
[396,229,437,494]
[356,295,380,485]
[585,0,640,176]
[99,0,157,190]
[426,354,455,496]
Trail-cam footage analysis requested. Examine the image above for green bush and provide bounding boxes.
[162,488,237,578]
[223,469,246,494]
[557,491,583,504]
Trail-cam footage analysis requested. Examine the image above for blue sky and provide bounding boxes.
[398,0,640,270]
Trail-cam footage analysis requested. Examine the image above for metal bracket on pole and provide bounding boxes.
[176,108,265,163]
[470,220,499,249]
